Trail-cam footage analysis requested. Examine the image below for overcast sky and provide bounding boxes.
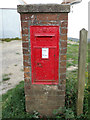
[0,0,63,8]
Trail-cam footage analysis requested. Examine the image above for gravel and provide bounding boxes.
[0,40,24,94]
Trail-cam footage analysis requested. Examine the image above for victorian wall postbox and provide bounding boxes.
[30,26,59,84]
[17,4,70,117]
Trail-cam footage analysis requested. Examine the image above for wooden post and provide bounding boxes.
[77,28,88,115]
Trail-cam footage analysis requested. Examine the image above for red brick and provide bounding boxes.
[37,13,58,21]
[61,48,67,54]
[60,74,66,80]
[58,85,66,91]
[24,78,30,83]
[22,36,28,41]
[21,21,28,28]
[24,72,30,78]
[61,21,68,27]
[23,61,30,66]
[25,96,32,101]
[37,13,48,21]
[23,55,29,61]
[24,67,30,72]
[22,42,29,48]
[24,85,31,90]
[60,79,66,84]
[61,41,67,48]
[40,21,59,25]
[58,13,68,20]
[47,14,58,21]
[60,55,66,61]
[61,28,67,34]
[31,14,36,19]
[23,49,29,54]
[57,90,65,95]
[60,35,67,40]
[60,68,66,74]
[22,28,28,34]
[60,61,66,67]
[21,14,31,21]
[40,21,49,24]
[48,21,59,24]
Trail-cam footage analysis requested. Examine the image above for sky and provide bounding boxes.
[68,0,88,38]
[0,0,63,8]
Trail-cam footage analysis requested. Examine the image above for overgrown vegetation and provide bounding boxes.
[2,40,88,119]
[0,37,21,42]
[53,70,88,119]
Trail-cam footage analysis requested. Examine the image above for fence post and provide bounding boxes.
[77,28,88,116]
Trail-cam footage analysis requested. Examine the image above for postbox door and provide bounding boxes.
[30,26,59,84]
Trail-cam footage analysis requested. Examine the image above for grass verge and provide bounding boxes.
[2,81,34,119]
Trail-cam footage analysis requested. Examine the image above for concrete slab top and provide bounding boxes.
[17,4,70,13]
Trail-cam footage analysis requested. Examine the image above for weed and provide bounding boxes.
[8,83,11,85]
[14,64,17,66]
[3,77,10,81]
[21,68,24,72]
[16,52,20,55]
[1,37,21,42]
[2,74,11,81]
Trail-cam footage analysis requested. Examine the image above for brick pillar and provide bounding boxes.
[17,4,70,116]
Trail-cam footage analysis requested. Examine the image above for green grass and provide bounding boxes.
[67,41,88,68]
[67,43,79,67]
[2,81,34,119]
[1,37,21,42]
[2,40,88,119]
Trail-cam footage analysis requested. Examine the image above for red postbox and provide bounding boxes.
[30,26,59,84]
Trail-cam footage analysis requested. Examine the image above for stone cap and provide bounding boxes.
[17,4,70,13]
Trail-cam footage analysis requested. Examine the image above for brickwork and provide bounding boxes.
[17,4,70,117]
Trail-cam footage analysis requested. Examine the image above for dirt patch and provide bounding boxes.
[0,40,24,94]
